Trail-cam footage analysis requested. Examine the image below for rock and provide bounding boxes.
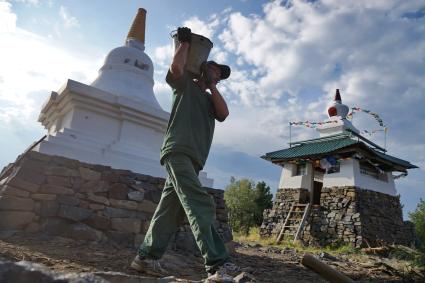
[87,193,110,206]
[111,218,142,234]
[45,166,79,177]
[128,191,145,202]
[10,162,46,185]
[0,211,35,229]
[80,180,109,193]
[137,200,158,214]
[93,271,162,283]
[134,233,145,248]
[43,217,70,235]
[40,200,59,217]
[109,183,129,200]
[319,252,338,261]
[58,205,92,221]
[57,195,80,206]
[233,272,257,283]
[205,272,234,283]
[46,175,70,187]
[106,231,134,247]
[110,199,138,210]
[104,207,147,219]
[25,222,41,233]
[66,223,104,242]
[78,167,101,182]
[3,177,40,193]
[0,196,34,211]
[0,259,108,283]
[144,189,162,203]
[40,184,74,195]
[84,215,110,230]
[31,194,57,201]
[1,185,31,198]
[89,203,105,211]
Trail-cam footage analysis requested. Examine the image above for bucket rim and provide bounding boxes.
[170,30,213,45]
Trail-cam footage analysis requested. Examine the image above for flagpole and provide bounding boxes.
[289,122,292,147]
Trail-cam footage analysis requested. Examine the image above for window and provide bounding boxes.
[295,163,306,176]
[326,162,340,174]
[360,162,388,182]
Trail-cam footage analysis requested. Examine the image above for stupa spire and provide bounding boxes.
[127,8,146,44]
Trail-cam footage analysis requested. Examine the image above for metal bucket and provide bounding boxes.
[172,31,213,76]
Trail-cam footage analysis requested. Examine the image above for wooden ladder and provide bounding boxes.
[276,203,310,244]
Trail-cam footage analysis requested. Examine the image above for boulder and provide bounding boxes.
[0,211,35,230]
[0,196,34,211]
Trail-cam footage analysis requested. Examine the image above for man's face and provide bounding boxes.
[207,64,222,85]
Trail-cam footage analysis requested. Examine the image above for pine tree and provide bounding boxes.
[253,181,273,226]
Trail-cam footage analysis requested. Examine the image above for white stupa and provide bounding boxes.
[34,8,214,187]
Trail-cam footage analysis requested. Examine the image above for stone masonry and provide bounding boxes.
[0,151,232,254]
[261,186,416,248]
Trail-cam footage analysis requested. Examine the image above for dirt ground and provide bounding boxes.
[0,233,423,282]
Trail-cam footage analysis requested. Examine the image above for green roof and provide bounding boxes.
[262,134,417,170]
[262,136,357,160]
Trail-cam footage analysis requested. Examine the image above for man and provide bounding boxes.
[131,27,238,278]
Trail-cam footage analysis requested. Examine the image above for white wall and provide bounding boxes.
[353,159,396,196]
[279,162,313,191]
[322,159,356,187]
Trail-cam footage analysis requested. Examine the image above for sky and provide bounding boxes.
[0,0,424,219]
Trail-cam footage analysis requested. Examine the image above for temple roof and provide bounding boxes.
[261,132,417,172]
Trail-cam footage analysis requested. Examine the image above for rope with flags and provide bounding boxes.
[289,120,339,129]
[347,107,386,128]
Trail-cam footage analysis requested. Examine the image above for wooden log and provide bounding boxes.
[301,253,355,283]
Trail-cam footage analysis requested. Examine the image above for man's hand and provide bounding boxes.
[209,84,229,122]
[177,27,191,43]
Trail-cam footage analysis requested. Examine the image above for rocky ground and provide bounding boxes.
[0,233,424,282]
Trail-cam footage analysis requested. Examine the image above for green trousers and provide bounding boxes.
[138,153,229,272]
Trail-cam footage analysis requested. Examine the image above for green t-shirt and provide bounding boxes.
[160,70,216,169]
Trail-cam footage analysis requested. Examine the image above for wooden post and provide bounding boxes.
[301,253,355,283]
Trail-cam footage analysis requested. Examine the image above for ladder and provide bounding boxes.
[276,203,310,244]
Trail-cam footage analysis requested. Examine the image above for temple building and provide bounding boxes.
[260,90,418,247]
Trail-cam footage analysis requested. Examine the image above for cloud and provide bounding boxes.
[176,0,425,214]
[0,4,99,128]
[59,5,79,28]
[0,1,16,32]
[12,0,39,5]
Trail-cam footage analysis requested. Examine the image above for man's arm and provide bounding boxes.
[169,42,190,80]
[169,27,191,81]
[209,85,229,122]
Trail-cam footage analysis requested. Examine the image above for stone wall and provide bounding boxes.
[302,187,361,247]
[260,188,308,238]
[0,151,232,253]
[357,189,415,247]
[261,186,416,248]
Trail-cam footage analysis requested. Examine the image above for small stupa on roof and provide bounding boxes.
[260,89,418,248]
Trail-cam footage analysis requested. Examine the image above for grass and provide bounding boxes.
[233,227,359,256]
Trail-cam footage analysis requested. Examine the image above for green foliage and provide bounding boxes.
[224,177,273,235]
[234,226,358,255]
[409,198,425,251]
[389,245,425,268]
[253,181,273,226]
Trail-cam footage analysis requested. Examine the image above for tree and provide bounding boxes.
[409,198,425,251]
[253,181,273,226]
[224,177,273,235]
[224,178,257,235]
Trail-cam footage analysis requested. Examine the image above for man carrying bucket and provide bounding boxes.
[131,27,239,279]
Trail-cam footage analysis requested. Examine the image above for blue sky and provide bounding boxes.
[1,0,424,219]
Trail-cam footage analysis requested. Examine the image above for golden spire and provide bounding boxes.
[127,8,146,44]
